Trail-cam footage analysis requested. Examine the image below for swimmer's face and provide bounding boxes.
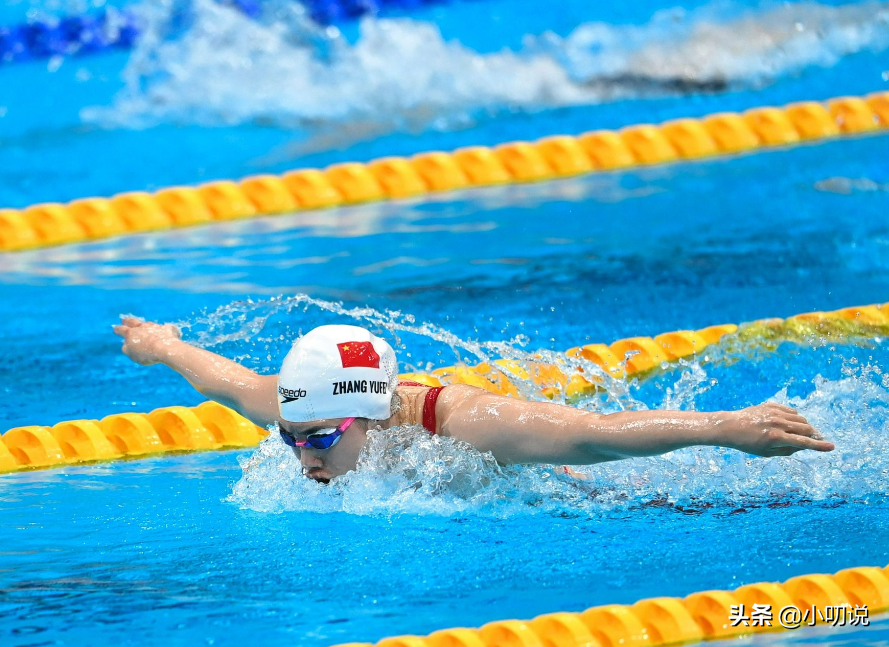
[280,418,369,483]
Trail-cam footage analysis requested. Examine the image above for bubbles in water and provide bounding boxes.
[212,293,889,518]
[84,0,889,136]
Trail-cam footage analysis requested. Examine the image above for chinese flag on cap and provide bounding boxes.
[337,341,381,369]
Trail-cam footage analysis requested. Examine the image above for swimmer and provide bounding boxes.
[114,318,834,483]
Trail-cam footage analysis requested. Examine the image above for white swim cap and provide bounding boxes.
[277,325,398,423]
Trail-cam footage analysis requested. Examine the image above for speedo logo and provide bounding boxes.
[333,380,387,395]
[278,386,307,403]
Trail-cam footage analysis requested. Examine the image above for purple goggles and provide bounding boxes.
[279,417,355,451]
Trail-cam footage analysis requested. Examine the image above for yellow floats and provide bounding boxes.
[3,302,889,475]
[0,401,267,474]
[403,302,889,401]
[1,91,887,252]
[332,564,889,647]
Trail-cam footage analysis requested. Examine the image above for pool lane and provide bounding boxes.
[2,342,889,646]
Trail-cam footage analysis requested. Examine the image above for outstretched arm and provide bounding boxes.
[113,317,279,427]
[436,385,833,465]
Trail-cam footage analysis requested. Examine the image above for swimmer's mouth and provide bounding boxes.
[305,469,330,484]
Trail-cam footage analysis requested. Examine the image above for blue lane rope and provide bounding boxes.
[0,0,455,65]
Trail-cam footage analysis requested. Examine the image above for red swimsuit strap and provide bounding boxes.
[422,387,444,435]
[397,381,444,435]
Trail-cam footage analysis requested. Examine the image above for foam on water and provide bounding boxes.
[176,293,889,517]
[83,0,889,134]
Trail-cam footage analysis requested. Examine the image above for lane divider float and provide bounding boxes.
[329,562,889,647]
[0,401,267,474]
[1,302,886,474]
[1,92,887,253]
[400,303,889,400]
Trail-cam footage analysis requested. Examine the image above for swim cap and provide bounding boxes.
[277,325,398,423]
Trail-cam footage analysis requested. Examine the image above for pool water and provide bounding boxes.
[3,342,889,646]
[2,0,889,645]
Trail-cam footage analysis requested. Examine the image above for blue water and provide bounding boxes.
[2,0,888,206]
[2,0,889,645]
[3,343,889,646]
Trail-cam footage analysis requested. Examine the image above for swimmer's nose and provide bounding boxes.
[299,449,324,470]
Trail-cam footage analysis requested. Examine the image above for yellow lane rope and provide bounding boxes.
[331,562,889,647]
[1,302,885,474]
[400,303,889,399]
[1,93,887,253]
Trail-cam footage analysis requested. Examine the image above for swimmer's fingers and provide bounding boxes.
[765,403,815,428]
[780,419,824,439]
[770,403,799,415]
[114,318,178,342]
[773,431,834,453]
[120,316,144,327]
[762,402,799,414]
[112,324,141,341]
[113,323,142,340]
[781,412,811,426]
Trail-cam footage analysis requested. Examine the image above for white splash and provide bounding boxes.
[84,0,889,133]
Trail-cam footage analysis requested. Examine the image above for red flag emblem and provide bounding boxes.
[337,341,380,369]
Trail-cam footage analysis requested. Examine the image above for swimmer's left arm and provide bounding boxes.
[436,385,833,465]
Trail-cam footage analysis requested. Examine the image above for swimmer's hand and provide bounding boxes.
[113,316,182,366]
[719,403,834,457]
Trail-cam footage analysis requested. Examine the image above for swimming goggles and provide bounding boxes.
[279,417,355,450]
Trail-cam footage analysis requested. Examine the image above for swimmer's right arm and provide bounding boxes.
[436,385,834,465]
[113,317,279,427]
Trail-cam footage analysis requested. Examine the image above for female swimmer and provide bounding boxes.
[114,318,833,483]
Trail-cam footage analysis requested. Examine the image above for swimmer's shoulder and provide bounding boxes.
[433,384,491,436]
[391,383,486,432]
[395,382,485,405]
